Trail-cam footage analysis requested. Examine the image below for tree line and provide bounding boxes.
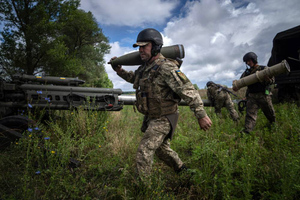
[0,0,112,88]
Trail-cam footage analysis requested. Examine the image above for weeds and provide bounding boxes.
[0,103,299,199]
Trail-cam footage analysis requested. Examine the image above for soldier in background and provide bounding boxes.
[234,52,276,134]
[110,28,212,182]
[206,81,239,121]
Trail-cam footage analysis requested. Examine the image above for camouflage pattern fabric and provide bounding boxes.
[136,116,183,178]
[240,65,276,133]
[118,54,207,119]
[117,54,207,178]
[244,92,275,133]
[207,84,239,121]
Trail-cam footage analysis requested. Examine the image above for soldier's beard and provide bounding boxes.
[140,53,151,62]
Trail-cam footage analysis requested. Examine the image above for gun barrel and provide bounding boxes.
[13,74,85,86]
[118,95,136,105]
[20,84,122,94]
[118,95,213,106]
[0,76,125,117]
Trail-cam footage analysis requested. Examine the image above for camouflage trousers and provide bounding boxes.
[244,92,276,133]
[214,93,239,121]
[136,116,183,179]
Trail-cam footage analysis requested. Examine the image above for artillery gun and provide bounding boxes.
[0,73,124,150]
[0,73,123,117]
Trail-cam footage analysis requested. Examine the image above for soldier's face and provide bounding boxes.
[139,42,152,62]
[246,60,255,67]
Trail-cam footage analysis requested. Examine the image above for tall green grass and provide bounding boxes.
[0,103,299,199]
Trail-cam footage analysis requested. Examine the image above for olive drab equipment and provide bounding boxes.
[0,74,124,151]
[243,65,270,94]
[133,59,181,118]
[267,25,300,102]
[109,44,185,67]
[232,60,290,91]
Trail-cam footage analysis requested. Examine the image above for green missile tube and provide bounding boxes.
[232,60,291,91]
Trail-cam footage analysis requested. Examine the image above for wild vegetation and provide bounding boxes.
[1,1,298,199]
[0,0,112,88]
[1,95,299,199]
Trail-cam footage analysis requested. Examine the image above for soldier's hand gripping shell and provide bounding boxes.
[263,75,272,84]
[109,57,122,72]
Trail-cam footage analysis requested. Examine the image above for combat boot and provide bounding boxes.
[176,164,196,176]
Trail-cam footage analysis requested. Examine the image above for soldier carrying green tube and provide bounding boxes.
[233,52,278,134]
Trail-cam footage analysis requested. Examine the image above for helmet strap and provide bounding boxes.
[151,43,162,56]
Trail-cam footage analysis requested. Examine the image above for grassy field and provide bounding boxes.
[1,94,300,199]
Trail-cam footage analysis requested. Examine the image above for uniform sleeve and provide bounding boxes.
[117,68,136,84]
[159,63,208,119]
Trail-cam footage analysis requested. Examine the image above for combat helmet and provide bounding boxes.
[133,28,163,56]
[243,52,258,64]
[206,81,215,87]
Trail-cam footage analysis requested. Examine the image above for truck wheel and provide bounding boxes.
[0,116,35,150]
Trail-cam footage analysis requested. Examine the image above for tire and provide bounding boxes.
[0,116,35,150]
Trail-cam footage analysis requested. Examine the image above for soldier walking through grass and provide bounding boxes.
[110,28,212,182]
[206,81,239,121]
[234,52,276,134]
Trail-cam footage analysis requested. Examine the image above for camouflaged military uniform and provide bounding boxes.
[207,84,239,121]
[241,65,276,133]
[117,54,207,177]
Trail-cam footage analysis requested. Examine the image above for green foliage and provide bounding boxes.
[0,0,111,87]
[193,84,199,90]
[1,103,300,199]
[0,0,69,75]
[45,39,85,76]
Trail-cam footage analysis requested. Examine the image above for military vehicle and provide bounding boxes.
[268,25,300,102]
